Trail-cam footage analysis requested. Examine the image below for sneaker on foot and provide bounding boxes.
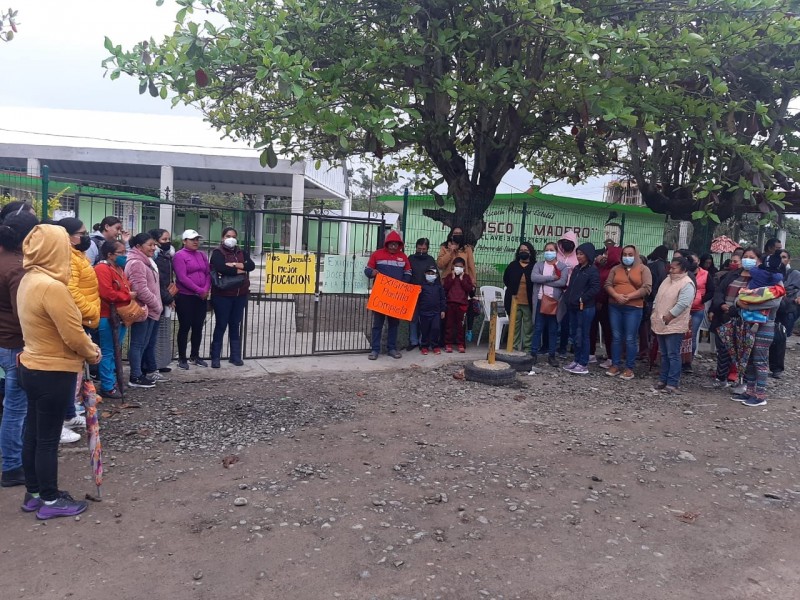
[178,359,189,370]
[770,370,783,379]
[21,492,43,513]
[420,347,429,355]
[712,379,730,389]
[563,361,578,371]
[606,366,621,377]
[445,345,453,353]
[547,355,558,367]
[588,355,597,364]
[620,368,635,381]
[742,396,767,407]
[731,383,746,395]
[368,352,378,360]
[190,357,208,367]
[36,493,88,520]
[99,387,122,400]
[158,367,172,373]
[654,382,667,391]
[129,375,155,389]
[1,467,25,488]
[405,344,417,351]
[599,359,613,369]
[388,349,402,359]
[569,364,589,375]
[59,427,80,444]
[148,372,170,382]
[433,347,442,355]
[557,352,568,359]
[663,385,681,394]
[730,392,751,402]
[63,415,86,429]
[457,345,465,353]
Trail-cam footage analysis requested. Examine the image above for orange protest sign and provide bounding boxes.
[366,273,421,321]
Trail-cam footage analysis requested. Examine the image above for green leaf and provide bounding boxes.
[159,86,168,99]
[265,144,278,169]
[381,132,396,148]
[691,210,706,221]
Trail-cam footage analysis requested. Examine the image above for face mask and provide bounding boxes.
[518,252,530,261]
[452,235,464,244]
[415,250,427,257]
[74,234,91,252]
[453,266,464,276]
[543,251,557,262]
[425,274,437,283]
[560,242,574,253]
[223,238,237,249]
[115,255,127,268]
[741,258,757,271]
[688,263,698,271]
[622,256,635,266]
[160,242,173,253]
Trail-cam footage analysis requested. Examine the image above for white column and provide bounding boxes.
[159,165,175,233]
[338,194,352,256]
[777,228,787,247]
[253,195,266,257]
[26,158,40,177]
[678,221,691,248]
[289,173,305,252]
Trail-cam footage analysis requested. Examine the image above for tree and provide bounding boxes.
[103,0,800,244]
[0,8,18,41]
[348,162,399,214]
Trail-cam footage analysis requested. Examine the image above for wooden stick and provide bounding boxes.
[488,301,497,364]
[506,296,518,353]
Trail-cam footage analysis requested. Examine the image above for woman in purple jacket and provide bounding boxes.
[173,229,211,369]
[125,233,163,388]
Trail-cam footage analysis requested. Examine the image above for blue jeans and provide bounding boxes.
[409,310,420,346]
[568,306,596,366]
[128,318,158,379]
[0,346,26,472]
[371,312,399,353]
[98,318,127,391]
[211,294,248,358]
[609,304,643,369]
[657,333,683,387]
[690,310,705,355]
[142,317,160,374]
[531,301,558,357]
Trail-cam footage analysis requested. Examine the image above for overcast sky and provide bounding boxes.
[1,0,609,199]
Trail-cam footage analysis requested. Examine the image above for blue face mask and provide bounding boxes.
[741,258,757,271]
[622,256,635,266]
[543,251,557,262]
[115,255,128,268]
[425,274,437,283]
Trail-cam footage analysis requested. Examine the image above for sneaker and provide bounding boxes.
[730,392,751,402]
[189,357,208,367]
[1,467,25,488]
[742,397,767,407]
[368,352,378,360]
[457,345,465,353]
[445,345,453,353]
[599,359,613,369]
[388,349,402,359]
[620,369,635,381]
[569,364,589,375]
[420,347,429,355]
[158,367,173,373]
[712,379,730,389]
[653,382,667,391]
[682,363,694,373]
[731,383,746,395]
[663,385,681,395]
[21,492,43,513]
[547,355,558,368]
[229,357,244,366]
[563,361,578,371]
[557,352,568,359]
[75,402,85,416]
[178,359,189,370]
[770,370,783,379]
[129,375,156,389]
[211,359,221,369]
[99,387,122,400]
[530,354,539,365]
[433,347,441,355]
[405,344,417,351]
[466,330,474,343]
[588,355,597,364]
[36,493,88,520]
[59,427,80,444]
[63,415,86,429]
[606,366,621,377]
[148,372,170,382]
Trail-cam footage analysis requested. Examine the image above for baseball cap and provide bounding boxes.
[182,229,202,240]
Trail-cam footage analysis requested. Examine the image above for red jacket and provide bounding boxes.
[443,273,475,306]
[95,262,132,319]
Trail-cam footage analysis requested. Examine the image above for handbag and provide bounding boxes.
[540,295,558,316]
[115,300,147,327]
[211,269,246,291]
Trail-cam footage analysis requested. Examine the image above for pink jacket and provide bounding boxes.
[174,248,211,297]
[124,247,163,320]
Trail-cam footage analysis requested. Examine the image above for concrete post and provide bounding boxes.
[678,221,691,249]
[26,158,40,177]
[159,165,175,233]
[289,173,305,252]
[253,195,266,257]
[777,228,787,247]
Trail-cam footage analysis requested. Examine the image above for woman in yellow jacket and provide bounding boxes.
[56,219,100,444]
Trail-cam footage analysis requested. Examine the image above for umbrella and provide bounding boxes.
[109,305,125,400]
[81,364,103,498]
[710,235,740,254]
[716,317,757,382]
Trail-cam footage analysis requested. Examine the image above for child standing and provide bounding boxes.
[417,266,446,355]
[443,257,475,353]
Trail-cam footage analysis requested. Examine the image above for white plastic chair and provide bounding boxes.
[476,285,508,349]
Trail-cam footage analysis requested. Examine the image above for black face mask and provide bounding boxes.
[451,235,464,244]
[560,242,575,253]
[518,252,530,261]
[74,234,91,252]
[159,242,173,253]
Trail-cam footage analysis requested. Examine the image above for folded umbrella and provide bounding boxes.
[81,364,103,498]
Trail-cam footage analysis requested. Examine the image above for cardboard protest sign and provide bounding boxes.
[264,253,316,294]
[366,273,420,321]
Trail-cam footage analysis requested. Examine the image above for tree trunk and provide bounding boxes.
[421,181,498,245]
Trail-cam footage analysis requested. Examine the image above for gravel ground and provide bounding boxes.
[0,347,799,600]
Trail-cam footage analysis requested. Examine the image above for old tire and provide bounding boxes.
[492,350,534,372]
[464,360,518,387]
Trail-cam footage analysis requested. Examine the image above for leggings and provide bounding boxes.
[175,294,207,360]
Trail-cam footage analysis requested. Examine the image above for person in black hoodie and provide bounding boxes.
[562,242,600,375]
[502,242,536,352]
[148,229,178,376]
[417,266,446,355]
[407,238,437,350]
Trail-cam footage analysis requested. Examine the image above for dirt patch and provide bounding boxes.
[1,351,799,599]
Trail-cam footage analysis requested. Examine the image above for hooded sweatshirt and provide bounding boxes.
[408,251,438,285]
[557,231,579,269]
[365,230,412,282]
[17,224,98,372]
[125,246,163,320]
[68,247,101,328]
[604,246,653,309]
[596,246,622,303]
[563,242,601,310]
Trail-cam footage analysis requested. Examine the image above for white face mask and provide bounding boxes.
[453,266,464,276]
[425,274,437,283]
[223,237,237,249]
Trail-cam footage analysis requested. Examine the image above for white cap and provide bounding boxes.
[182,229,202,240]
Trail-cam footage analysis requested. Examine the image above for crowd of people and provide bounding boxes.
[370,227,797,406]
[0,203,254,520]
